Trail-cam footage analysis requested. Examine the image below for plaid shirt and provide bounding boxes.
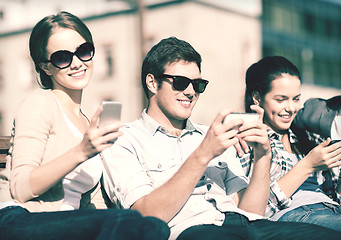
[240,128,340,218]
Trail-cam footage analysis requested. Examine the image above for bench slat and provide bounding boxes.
[0,136,11,168]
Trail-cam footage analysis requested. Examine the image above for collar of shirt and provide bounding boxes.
[267,127,298,146]
[140,109,205,137]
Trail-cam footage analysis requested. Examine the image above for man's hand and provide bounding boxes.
[198,109,243,162]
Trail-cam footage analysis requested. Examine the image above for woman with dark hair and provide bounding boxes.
[0,11,170,239]
[8,10,120,211]
[240,56,341,231]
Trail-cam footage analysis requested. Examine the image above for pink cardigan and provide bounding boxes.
[2,89,107,212]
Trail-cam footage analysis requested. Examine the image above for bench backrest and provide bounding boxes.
[0,136,10,169]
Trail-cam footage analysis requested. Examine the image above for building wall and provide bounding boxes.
[0,31,34,135]
[1,0,339,136]
[0,1,262,135]
[138,2,262,124]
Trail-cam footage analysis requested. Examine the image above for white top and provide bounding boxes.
[53,96,103,211]
[0,201,23,210]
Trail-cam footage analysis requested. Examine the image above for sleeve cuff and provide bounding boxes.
[269,180,292,208]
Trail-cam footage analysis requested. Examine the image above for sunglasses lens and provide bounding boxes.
[76,43,94,61]
[193,80,208,93]
[49,43,94,69]
[173,77,208,93]
[50,51,73,69]
[157,75,208,93]
[173,77,191,91]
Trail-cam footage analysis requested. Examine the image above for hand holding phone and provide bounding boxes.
[99,101,122,127]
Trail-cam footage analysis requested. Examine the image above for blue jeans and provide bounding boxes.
[177,212,339,240]
[0,206,170,240]
[278,202,341,232]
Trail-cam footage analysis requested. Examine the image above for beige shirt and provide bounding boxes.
[0,89,107,212]
[102,111,263,239]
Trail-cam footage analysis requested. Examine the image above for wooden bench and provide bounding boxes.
[0,136,10,169]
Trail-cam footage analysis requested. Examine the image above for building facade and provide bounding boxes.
[0,0,339,135]
[262,0,341,94]
[0,0,262,135]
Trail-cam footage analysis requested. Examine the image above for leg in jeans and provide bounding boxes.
[249,218,339,240]
[177,212,339,240]
[0,206,170,240]
[177,224,248,240]
[278,203,341,232]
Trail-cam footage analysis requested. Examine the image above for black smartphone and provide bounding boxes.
[328,139,341,146]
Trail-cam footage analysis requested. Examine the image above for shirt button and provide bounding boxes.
[157,163,162,169]
[116,186,121,192]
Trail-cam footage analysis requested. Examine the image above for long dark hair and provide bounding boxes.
[244,56,301,112]
[29,11,93,89]
[244,56,315,155]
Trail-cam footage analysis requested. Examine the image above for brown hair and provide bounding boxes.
[29,11,93,89]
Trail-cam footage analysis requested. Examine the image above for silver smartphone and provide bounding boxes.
[99,101,122,127]
[224,112,259,125]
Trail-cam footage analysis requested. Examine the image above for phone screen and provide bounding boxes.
[99,101,122,126]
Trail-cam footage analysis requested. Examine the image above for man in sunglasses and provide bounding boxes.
[101,37,339,239]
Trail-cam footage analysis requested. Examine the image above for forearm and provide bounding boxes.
[131,147,210,223]
[29,144,88,196]
[276,158,313,198]
[238,151,271,215]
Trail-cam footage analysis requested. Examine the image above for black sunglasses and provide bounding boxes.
[43,42,95,69]
[155,74,209,93]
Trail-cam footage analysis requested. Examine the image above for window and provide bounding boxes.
[324,19,332,37]
[304,13,315,34]
[0,10,4,21]
[0,112,3,135]
[0,60,3,90]
[104,45,113,77]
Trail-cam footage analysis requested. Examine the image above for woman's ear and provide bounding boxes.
[146,74,158,95]
[38,63,52,76]
[252,91,261,106]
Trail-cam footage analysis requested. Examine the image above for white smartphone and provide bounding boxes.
[99,101,122,127]
[224,112,259,125]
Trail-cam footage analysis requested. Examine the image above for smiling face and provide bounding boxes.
[147,60,201,129]
[41,28,93,92]
[260,74,301,133]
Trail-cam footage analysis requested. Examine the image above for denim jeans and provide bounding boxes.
[278,203,341,232]
[177,212,339,240]
[0,206,170,240]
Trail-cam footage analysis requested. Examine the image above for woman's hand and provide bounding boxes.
[80,106,123,160]
[303,139,341,172]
